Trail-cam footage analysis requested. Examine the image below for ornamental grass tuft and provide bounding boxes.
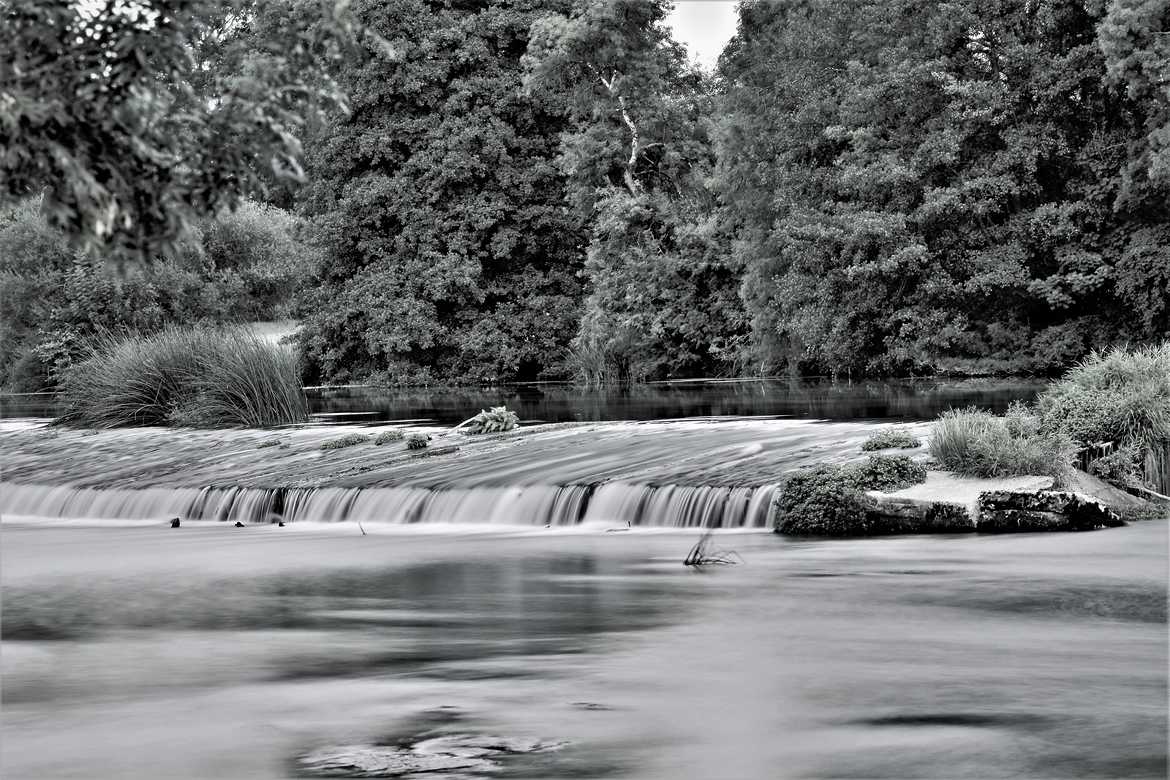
[930,404,1075,481]
[58,326,308,429]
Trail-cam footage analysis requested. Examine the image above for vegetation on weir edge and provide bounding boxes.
[3,1,1167,389]
[57,327,309,429]
[320,433,370,450]
[774,456,928,536]
[861,428,921,452]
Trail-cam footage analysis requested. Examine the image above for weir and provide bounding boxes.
[0,419,911,528]
[0,482,778,528]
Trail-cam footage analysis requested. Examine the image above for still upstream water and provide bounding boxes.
[0,377,1047,424]
[2,523,1166,779]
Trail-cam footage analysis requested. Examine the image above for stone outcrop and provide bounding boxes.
[859,493,973,533]
[976,490,1124,532]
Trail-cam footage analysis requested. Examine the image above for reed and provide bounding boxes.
[58,326,309,428]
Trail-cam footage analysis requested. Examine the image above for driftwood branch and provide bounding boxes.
[683,530,743,566]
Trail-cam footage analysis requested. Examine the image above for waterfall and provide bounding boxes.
[0,482,778,529]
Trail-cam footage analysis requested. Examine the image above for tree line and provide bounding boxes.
[3,0,1167,388]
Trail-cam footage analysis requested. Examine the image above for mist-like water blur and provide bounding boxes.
[2,522,1166,779]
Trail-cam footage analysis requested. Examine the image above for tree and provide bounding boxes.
[718,0,1170,377]
[0,0,360,259]
[524,0,748,382]
[297,0,584,384]
[1096,0,1170,186]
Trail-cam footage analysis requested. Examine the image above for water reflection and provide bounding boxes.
[0,378,1044,424]
[306,378,1045,425]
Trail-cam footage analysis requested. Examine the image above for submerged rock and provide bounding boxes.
[297,733,565,778]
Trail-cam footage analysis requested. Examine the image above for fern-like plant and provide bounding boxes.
[457,406,519,435]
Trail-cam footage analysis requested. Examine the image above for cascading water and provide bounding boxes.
[0,417,915,529]
[0,482,779,528]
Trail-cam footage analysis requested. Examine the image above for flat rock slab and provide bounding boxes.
[977,490,1124,532]
[865,471,1054,518]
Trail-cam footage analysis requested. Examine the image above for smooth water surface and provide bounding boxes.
[0,379,1044,424]
[306,378,1045,426]
[3,523,1165,779]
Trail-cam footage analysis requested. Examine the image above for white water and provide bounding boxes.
[3,417,909,528]
[0,482,778,528]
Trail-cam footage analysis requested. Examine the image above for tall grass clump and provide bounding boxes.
[1037,343,1170,491]
[930,404,1075,481]
[58,326,309,428]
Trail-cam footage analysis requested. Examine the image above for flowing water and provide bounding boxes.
[2,379,1167,778]
[2,524,1166,779]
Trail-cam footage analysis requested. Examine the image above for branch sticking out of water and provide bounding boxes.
[683,530,743,566]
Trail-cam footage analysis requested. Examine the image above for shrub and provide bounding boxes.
[860,427,921,451]
[58,326,309,428]
[1037,343,1170,490]
[321,433,369,450]
[930,407,1075,481]
[374,429,405,445]
[853,454,928,490]
[775,455,927,535]
[1088,444,1143,487]
[459,406,519,434]
[406,433,430,450]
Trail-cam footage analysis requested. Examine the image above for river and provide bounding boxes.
[2,522,1166,779]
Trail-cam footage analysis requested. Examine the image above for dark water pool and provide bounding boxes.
[0,379,1045,425]
[305,378,1046,426]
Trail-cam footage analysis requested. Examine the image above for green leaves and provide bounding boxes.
[1,0,359,260]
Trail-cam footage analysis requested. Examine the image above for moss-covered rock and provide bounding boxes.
[976,490,1124,532]
[774,455,928,535]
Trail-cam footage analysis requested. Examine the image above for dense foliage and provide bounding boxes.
[295,0,585,385]
[0,199,316,390]
[3,0,1167,386]
[524,0,748,383]
[718,0,1170,377]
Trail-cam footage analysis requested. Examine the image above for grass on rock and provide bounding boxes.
[929,404,1075,482]
[861,427,921,451]
[321,433,370,450]
[374,429,405,445]
[58,326,308,429]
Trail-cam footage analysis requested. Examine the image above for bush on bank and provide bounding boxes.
[1037,343,1170,491]
[58,327,309,428]
[0,198,317,392]
[775,455,927,535]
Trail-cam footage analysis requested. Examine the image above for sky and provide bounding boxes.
[664,1,740,71]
